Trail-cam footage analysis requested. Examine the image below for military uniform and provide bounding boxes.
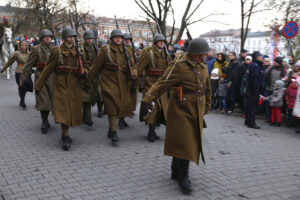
[88,29,137,143]
[21,29,55,133]
[141,38,211,194]
[1,44,33,107]
[35,26,88,150]
[81,34,99,125]
[138,34,169,142]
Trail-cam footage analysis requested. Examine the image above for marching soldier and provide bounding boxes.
[20,29,55,134]
[87,29,137,143]
[141,38,211,194]
[1,41,33,107]
[34,26,88,150]
[138,34,169,142]
[123,32,138,119]
[81,30,99,126]
[0,16,14,46]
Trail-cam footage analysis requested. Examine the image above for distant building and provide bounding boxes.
[200,29,288,56]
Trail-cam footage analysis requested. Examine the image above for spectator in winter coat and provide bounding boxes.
[205,49,216,75]
[285,78,298,126]
[267,80,285,126]
[226,52,242,113]
[213,52,228,76]
[217,74,229,113]
[264,57,287,122]
[288,61,300,84]
[210,68,219,110]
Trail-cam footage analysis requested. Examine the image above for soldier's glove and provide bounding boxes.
[130,88,137,94]
[80,71,87,80]
[138,87,143,93]
[140,101,152,118]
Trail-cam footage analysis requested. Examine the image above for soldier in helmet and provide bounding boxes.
[20,29,55,134]
[121,32,138,123]
[141,38,211,194]
[0,16,14,46]
[87,29,137,143]
[34,26,88,150]
[80,30,99,126]
[138,33,170,142]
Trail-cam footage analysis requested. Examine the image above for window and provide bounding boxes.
[142,31,147,37]
[135,30,140,37]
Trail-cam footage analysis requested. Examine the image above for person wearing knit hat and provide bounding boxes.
[266,80,286,126]
[264,56,287,123]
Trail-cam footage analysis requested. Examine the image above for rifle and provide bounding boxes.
[127,21,137,64]
[69,10,83,75]
[154,18,169,65]
[50,16,58,46]
[80,21,98,53]
[186,27,192,41]
[114,16,136,79]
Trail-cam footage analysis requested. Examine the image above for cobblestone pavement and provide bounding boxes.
[0,75,300,200]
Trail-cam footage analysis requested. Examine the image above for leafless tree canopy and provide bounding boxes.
[240,0,268,51]
[135,0,222,44]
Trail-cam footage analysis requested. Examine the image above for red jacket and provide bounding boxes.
[285,84,298,109]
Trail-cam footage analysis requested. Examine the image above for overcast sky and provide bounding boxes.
[0,0,275,38]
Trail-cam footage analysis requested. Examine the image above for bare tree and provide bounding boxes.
[135,0,223,44]
[240,0,268,51]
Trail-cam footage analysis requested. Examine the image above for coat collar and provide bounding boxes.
[61,43,77,57]
[152,46,164,57]
[185,54,206,68]
[110,42,123,52]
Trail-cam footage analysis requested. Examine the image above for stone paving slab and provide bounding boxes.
[0,75,300,200]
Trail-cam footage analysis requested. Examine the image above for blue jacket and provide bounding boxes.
[205,56,216,75]
[247,60,265,96]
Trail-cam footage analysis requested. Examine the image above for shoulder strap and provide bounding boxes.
[106,45,113,63]
[186,61,205,86]
[37,46,43,61]
[58,46,64,65]
[149,49,156,68]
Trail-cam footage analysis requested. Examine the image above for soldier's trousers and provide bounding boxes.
[108,115,117,132]
[61,124,69,137]
[15,73,33,103]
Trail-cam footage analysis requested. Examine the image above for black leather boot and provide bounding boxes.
[118,117,129,129]
[171,157,177,180]
[177,158,192,195]
[62,136,72,151]
[41,110,50,134]
[147,124,156,142]
[111,131,119,143]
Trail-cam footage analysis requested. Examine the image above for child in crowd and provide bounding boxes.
[285,78,298,126]
[217,74,229,113]
[210,68,219,110]
[267,80,286,126]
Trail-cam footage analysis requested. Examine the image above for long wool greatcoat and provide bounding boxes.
[81,42,99,105]
[142,54,211,164]
[87,42,137,117]
[34,43,88,127]
[138,46,169,124]
[21,44,55,111]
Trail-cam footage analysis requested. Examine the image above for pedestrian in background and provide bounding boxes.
[210,68,219,110]
[217,74,229,114]
[205,48,216,75]
[213,52,228,76]
[285,78,298,126]
[267,80,285,126]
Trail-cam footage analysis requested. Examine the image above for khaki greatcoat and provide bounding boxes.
[138,46,169,124]
[142,54,211,165]
[88,42,137,118]
[35,43,88,127]
[21,44,55,111]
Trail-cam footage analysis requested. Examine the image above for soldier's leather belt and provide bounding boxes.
[36,62,46,69]
[105,63,128,72]
[182,88,205,96]
[17,64,24,67]
[56,66,80,73]
[146,69,165,76]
